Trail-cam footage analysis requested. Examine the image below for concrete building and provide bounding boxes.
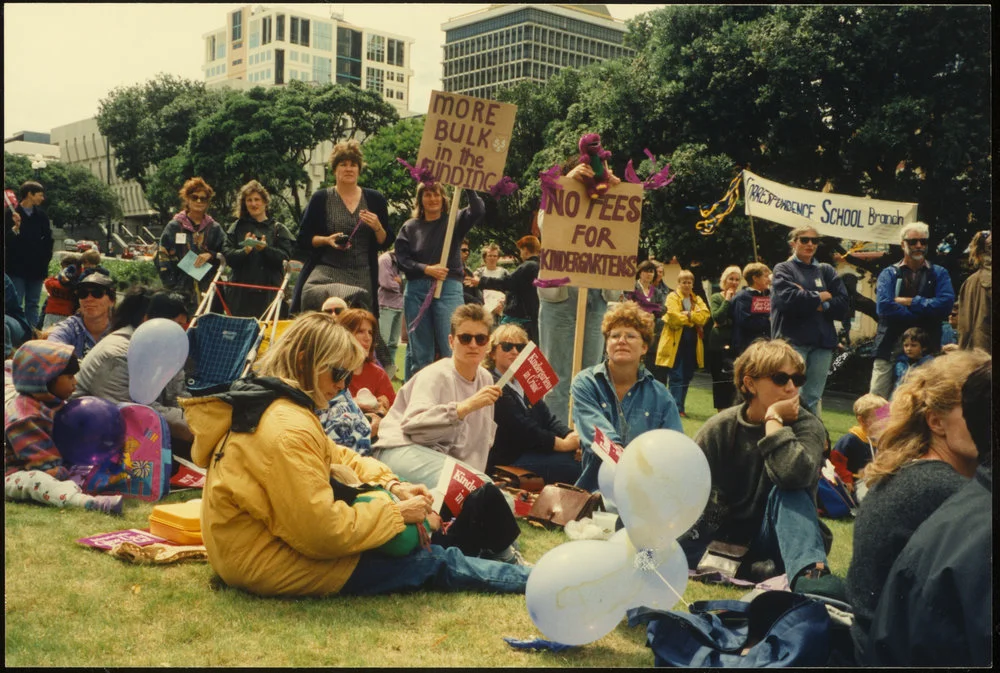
[202,5,415,117]
[441,4,634,100]
[4,131,61,161]
[49,117,158,232]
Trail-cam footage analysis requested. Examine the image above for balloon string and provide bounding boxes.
[650,565,686,607]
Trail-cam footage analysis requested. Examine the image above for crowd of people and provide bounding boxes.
[3,150,992,665]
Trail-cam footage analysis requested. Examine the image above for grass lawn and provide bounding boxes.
[5,354,857,667]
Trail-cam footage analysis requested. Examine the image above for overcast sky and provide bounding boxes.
[3,3,659,139]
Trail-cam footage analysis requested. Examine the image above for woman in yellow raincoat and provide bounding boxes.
[655,269,710,417]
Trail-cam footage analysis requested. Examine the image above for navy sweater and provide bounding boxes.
[394,191,484,282]
[770,257,849,349]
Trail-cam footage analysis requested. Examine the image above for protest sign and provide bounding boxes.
[432,457,486,517]
[77,529,167,550]
[416,90,517,193]
[496,341,558,404]
[537,177,642,291]
[591,426,624,465]
[742,170,918,243]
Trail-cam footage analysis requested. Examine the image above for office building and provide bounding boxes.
[441,4,633,100]
[202,5,415,116]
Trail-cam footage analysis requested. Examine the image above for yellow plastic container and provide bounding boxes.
[149,499,203,545]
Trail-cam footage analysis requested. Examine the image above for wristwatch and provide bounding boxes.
[763,413,784,425]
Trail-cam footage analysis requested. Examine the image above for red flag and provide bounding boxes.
[592,426,624,464]
[433,457,486,516]
[511,344,558,404]
[4,189,18,212]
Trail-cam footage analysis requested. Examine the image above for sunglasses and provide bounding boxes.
[330,367,352,386]
[323,307,345,316]
[499,341,527,353]
[767,372,807,387]
[189,194,211,203]
[456,333,489,346]
[75,286,109,300]
[904,238,928,246]
[460,248,470,253]
[797,237,821,245]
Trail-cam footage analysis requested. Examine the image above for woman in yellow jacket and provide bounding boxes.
[182,312,530,597]
[655,269,710,417]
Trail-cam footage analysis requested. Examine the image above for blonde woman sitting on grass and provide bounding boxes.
[183,312,530,597]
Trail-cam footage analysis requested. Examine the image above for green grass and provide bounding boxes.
[5,357,857,667]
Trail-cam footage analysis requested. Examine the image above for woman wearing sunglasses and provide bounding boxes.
[373,303,501,490]
[484,324,581,485]
[155,178,226,305]
[46,269,116,360]
[183,312,528,597]
[771,226,849,418]
[572,301,683,493]
[678,339,838,596]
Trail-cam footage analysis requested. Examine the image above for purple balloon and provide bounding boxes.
[52,397,125,467]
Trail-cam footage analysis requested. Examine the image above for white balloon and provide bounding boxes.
[128,318,189,405]
[526,539,639,645]
[614,429,711,552]
[607,530,689,612]
[597,458,617,508]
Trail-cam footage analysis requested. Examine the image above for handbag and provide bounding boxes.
[634,590,834,667]
[527,482,602,529]
[491,465,544,493]
[696,540,750,579]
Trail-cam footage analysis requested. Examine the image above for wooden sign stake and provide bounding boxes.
[434,189,463,299]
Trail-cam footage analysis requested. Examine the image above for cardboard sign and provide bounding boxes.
[538,177,642,291]
[416,90,517,192]
[591,426,624,465]
[750,296,771,314]
[77,528,167,550]
[432,457,486,517]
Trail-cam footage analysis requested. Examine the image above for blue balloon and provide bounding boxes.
[52,396,125,467]
[128,318,189,404]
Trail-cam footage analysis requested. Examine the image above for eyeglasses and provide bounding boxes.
[330,367,352,386]
[189,194,211,203]
[456,333,489,346]
[323,307,345,316]
[499,341,527,353]
[608,332,641,343]
[904,238,928,247]
[767,372,807,387]
[797,237,821,245]
[75,286,109,300]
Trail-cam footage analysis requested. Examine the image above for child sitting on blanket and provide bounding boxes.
[4,340,123,514]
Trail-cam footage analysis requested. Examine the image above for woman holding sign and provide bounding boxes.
[292,140,392,317]
[394,183,485,380]
[484,324,581,484]
[571,301,682,493]
[183,312,529,597]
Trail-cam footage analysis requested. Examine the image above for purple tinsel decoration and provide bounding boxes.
[533,277,571,288]
[538,164,564,211]
[624,149,675,191]
[489,176,519,199]
[396,157,436,187]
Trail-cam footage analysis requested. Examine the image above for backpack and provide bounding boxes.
[101,403,172,502]
[632,590,835,667]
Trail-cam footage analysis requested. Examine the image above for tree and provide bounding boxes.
[357,115,425,232]
[3,152,121,233]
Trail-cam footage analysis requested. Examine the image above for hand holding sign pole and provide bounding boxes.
[415,91,517,299]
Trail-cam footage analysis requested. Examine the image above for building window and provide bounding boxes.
[207,35,217,62]
[249,20,260,49]
[232,58,242,66]
[216,38,225,61]
[366,67,384,94]
[396,90,404,100]
[262,16,272,45]
[231,10,242,41]
[301,53,310,64]
[290,16,310,46]
[276,14,284,41]
[367,34,385,62]
[387,38,405,66]
[314,21,333,51]
[313,56,333,84]
[290,50,299,62]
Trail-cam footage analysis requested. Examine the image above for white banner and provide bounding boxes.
[742,170,918,243]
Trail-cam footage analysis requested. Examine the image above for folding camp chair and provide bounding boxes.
[185,264,292,394]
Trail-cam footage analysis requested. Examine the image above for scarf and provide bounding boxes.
[174,210,217,234]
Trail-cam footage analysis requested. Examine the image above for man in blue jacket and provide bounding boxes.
[868,222,954,398]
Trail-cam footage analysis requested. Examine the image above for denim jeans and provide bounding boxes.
[403,278,464,381]
[679,486,827,581]
[378,306,403,379]
[5,315,28,358]
[792,346,833,417]
[339,544,530,595]
[510,451,582,485]
[537,286,610,427]
[667,345,696,414]
[10,276,43,330]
